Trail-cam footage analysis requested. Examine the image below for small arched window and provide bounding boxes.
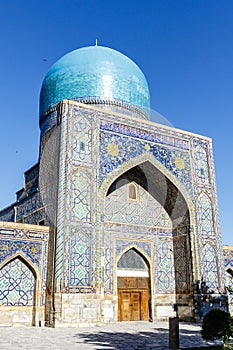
[129,183,138,201]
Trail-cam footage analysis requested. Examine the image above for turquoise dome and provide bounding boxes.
[39,45,150,131]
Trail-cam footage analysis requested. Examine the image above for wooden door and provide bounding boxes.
[121,292,131,321]
[131,292,141,320]
[119,291,141,321]
[118,277,149,321]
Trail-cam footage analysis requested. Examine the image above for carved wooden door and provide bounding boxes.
[121,292,131,321]
[119,291,141,321]
[131,292,141,320]
[118,276,149,321]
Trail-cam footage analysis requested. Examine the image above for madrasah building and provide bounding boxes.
[0,45,233,327]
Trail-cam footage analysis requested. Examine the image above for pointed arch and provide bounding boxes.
[117,244,151,268]
[117,246,152,321]
[0,253,38,307]
[0,252,38,278]
[101,153,197,294]
[98,152,198,280]
[99,152,195,227]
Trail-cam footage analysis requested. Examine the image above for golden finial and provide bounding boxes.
[95,39,98,46]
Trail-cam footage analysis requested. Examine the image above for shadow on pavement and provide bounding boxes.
[74,326,206,349]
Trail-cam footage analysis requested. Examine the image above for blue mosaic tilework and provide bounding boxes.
[201,242,218,289]
[104,246,112,292]
[116,240,151,258]
[70,231,91,286]
[118,249,147,270]
[0,258,34,306]
[0,226,49,306]
[225,258,233,268]
[0,240,42,267]
[100,121,189,150]
[194,144,209,184]
[156,237,175,293]
[99,129,192,197]
[105,183,172,229]
[72,107,92,164]
[68,170,91,222]
[224,247,233,269]
[196,193,214,236]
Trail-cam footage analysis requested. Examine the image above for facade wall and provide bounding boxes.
[0,100,225,326]
[42,101,224,325]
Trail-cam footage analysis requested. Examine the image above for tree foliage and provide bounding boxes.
[201,309,233,343]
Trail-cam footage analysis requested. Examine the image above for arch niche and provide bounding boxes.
[117,247,151,321]
[103,158,194,321]
[0,253,38,325]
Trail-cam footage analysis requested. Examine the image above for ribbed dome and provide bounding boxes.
[39,45,150,132]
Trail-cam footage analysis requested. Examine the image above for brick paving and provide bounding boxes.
[0,321,222,349]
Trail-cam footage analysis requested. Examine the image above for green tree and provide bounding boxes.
[201,309,233,344]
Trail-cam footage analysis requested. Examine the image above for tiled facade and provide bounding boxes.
[0,45,232,326]
[1,99,231,326]
[0,221,49,326]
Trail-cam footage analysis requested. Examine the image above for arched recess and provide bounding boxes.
[101,154,196,298]
[117,247,151,321]
[100,153,195,224]
[0,253,38,325]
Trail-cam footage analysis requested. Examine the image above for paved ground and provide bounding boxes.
[0,321,222,350]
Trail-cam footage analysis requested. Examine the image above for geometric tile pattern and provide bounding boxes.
[196,192,218,288]
[70,230,91,286]
[105,182,172,228]
[116,240,152,259]
[173,234,191,293]
[54,105,94,291]
[224,247,233,269]
[194,144,209,184]
[196,193,214,236]
[191,136,224,290]
[70,170,91,222]
[0,258,34,306]
[72,109,92,164]
[156,237,175,293]
[103,245,112,292]
[201,242,218,289]
[0,224,49,306]
[117,248,147,270]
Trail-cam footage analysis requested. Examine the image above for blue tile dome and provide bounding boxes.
[39,45,150,132]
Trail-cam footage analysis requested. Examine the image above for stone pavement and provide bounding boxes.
[0,321,222,350]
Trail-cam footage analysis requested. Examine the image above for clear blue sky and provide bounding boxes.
[0,0,232,245]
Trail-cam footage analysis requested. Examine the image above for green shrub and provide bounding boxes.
[201,309,233,343]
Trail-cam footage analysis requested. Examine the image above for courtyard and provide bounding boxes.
[0,321,221,350]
